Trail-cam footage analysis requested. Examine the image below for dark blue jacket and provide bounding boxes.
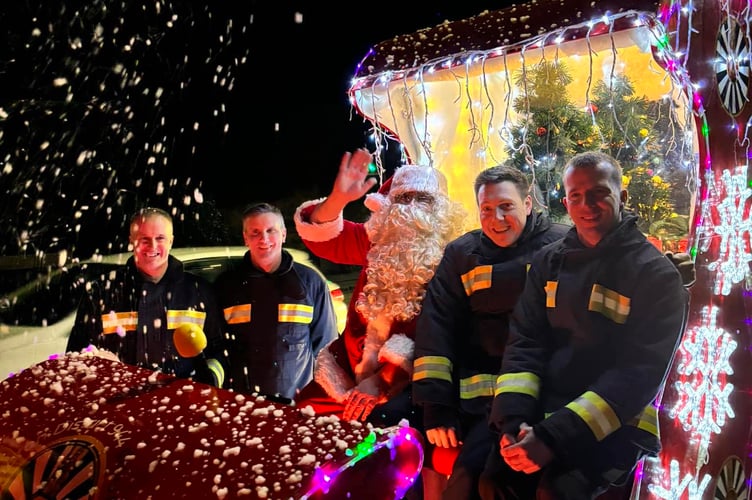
[214,249,338,401]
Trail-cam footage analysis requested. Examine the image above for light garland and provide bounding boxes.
[646,458,711,499]
[350,8,696,222]
[300,422,422,499]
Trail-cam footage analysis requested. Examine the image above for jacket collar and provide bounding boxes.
[241,248,294,277]
[562,211,641,250]
[125,254,184,286]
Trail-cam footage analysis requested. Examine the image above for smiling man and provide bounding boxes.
[67,207,227,387]
[412,165,569,498]
[213,202,338,402]
[414,160,696,499]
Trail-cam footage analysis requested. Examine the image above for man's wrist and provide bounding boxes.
[311,195,346,223]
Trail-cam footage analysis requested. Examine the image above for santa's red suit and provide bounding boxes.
[293,165,466,426]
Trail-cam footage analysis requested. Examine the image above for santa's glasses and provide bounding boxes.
[391,191,435,205]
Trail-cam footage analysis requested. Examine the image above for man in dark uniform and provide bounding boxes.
[413,165,570,499]
[214,202,338,402]
[68,207,227,387]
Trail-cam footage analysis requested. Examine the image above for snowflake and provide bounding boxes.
[668,305,735,452]
[696,166,752,295]
[647,458,711,499]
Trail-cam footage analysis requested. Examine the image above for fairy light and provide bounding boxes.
[300,423,422,499]
[646,459,712,499]
[350,7,695,219]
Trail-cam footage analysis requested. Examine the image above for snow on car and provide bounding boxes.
[0,353,423,499]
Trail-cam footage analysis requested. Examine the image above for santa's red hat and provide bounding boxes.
[364,165,448,212]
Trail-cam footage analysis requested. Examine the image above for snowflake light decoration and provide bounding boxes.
[647,458,711,499]
[668,305,736,451]
[696,166,752,295]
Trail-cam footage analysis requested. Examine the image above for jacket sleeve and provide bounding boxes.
[195,278,229,388]
[488,250,550,437]
[314,336,355,402]
[307,271,339,357]
[534,258,688,462]
[67,282,103,353]
[294,199,371,266]
[412,244,469,431]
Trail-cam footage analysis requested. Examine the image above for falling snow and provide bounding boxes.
[0,0,250,258]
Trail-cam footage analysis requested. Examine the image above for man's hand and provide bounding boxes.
[311,148,378,223]
[426,426,461,448]
[342,375,383,422]
[332,148,378,204]
[499,423,553,474]
[665,251,696,287]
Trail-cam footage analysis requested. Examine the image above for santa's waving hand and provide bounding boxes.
[306,148,377,224]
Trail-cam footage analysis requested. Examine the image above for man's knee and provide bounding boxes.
[538,468,603,500]
[477,457,509,500]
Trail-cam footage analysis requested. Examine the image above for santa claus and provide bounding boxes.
[293,148,467,425]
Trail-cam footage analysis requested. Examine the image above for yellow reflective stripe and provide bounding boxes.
[627,404,659,437]
[566,391,621,441]
[413,356,452,382]
[495,372,540,398]
[167,310,207,330]
[206,358,225,388]
[101,311,138,335]
[588,284,630,324]
[548,404,658,438]
[224,304,251,325]
[545,281,558,308]
[278,303,314,324]
[460,373,496,399]
[461,265,492,296]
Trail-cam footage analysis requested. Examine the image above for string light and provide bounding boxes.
[646,459,711,499]
[300,422,422,499]
[669,306,736,453]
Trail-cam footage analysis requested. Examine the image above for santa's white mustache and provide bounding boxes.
[378,201,437,233]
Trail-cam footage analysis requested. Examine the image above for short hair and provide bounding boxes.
[563,152,623,189]
[130,207,172,226]
[474,165,531,201]
[242,202,284,226]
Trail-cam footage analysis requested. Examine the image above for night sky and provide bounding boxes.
[0,1,511,257]
[212,2,512,205]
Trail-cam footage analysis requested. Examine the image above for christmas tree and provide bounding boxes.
[506,63,687,237]
[506,60,594,219]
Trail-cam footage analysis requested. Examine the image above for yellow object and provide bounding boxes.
[173,323,207,358]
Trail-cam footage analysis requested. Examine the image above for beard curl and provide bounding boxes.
[357,196,467,323]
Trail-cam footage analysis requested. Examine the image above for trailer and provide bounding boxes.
[348,1,752,498]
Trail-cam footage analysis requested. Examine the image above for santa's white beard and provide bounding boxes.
[356,201,447,323]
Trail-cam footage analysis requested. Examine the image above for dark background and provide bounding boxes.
[0,1,509,258]
[212,2,509,205]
